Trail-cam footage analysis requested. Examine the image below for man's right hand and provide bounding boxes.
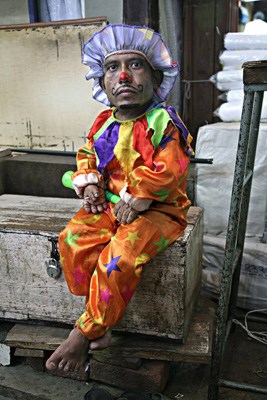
[83,184,108,214]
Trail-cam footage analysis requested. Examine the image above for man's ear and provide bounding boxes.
[152,70,163,90]
[100,76,106,91]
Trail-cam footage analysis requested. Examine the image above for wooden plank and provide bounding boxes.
[0,148,11,158]
[5,312,213,364]
[0,17,107,30]
[5,325,70,351]
[106,314,213,364]
[0,194,199,233]
[243,60,267,85]
[14,348,44,358]
[0,194,81,233]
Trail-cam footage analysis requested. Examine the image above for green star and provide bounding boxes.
[64,229,80,247]
[77,313,86,329]
[152,188,170,201]
[153,234,171,253]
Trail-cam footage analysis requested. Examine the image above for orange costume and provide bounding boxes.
[58,104,193,340]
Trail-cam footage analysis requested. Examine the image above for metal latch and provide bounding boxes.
[45,237,62,279]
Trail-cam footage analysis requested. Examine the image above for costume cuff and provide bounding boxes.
[119,185,134,204]
[72,172,100,197]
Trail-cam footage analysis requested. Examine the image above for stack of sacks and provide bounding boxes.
[210,19,267,122]
[195,122,267,310]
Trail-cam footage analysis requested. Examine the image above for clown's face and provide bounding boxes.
[102,53,155,120]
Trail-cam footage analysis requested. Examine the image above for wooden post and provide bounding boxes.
[123,0,159,31]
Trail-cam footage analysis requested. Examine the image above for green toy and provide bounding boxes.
[62,170,120,204]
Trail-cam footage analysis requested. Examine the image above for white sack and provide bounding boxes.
[214,101,267,122]
[244,19,267,35]
[210,70,243,91]
[220,50,267,69]
[195,122,267,236]
[202,234,267,310]
[225,90,267,104]
[224,33,267,50]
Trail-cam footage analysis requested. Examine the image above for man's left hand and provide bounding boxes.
[114,197,152,224]
[114,200,139,224]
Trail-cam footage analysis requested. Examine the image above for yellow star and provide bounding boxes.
[60,255,64,266]
[126,230,142,247]
[128,175,140,188]
[134,253,150,277]
[100,228,111,238]
[72,214,102,225]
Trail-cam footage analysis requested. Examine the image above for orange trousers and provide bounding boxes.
[58,203,187,340]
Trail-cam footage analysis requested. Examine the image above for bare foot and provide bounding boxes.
[45,329,112,373]
[90,330,112,350]
[45,328,89,373]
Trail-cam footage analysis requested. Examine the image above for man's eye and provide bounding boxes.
[107,64,117,71]
[131,62,141,68]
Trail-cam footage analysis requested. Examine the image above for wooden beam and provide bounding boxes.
[0,17,107,31]
[123,0,159,31]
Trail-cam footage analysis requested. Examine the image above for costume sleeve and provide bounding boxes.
[71,138,104,197]
[124,123,190,203]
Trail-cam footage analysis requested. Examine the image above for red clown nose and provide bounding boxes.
[119,71,132,82]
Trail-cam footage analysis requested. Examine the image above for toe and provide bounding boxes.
[46,356,61,371]
[58,359,67,370]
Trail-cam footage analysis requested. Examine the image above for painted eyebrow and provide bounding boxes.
[104,57,144,68]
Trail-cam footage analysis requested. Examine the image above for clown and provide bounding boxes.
[46,24,193,375]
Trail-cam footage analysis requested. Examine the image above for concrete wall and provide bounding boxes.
[0,21,106,151]
[84,0,123,24]
[0,0,29,25]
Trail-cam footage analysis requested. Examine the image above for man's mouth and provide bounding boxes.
[112,85,143,96]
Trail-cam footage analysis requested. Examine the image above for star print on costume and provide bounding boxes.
[159,129,176,150]
[77,146,95,157]
[72,214,102,224]
[152,188,170,201]
[125,230,142,246]
[104,255,121,277]
[100,228,112,238]
[134,253,150,277]
[100,288,114,305]
[60,255,64,267]
[72,266,87,287]
[121,284,133,304]
[77,312,86,329]
[154,234,171,253]
[128,175,140,188]
[153,161,165,172]
[64,229,80,247]
[175,157,189,174]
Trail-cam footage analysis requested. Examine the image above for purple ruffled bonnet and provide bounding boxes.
[82,24,179,106]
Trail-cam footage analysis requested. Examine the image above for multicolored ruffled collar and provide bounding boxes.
[89,105,193,175]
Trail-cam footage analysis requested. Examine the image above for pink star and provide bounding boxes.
[72,267,87,287]
[100,288,113,305]
[175,158,188,174]
[153,161,165,172]
[121,285,133,304]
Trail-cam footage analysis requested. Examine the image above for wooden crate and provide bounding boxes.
[0,194,203,342]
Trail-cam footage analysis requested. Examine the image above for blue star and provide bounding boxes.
[159,129,176,150]
[104,255,121,278]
